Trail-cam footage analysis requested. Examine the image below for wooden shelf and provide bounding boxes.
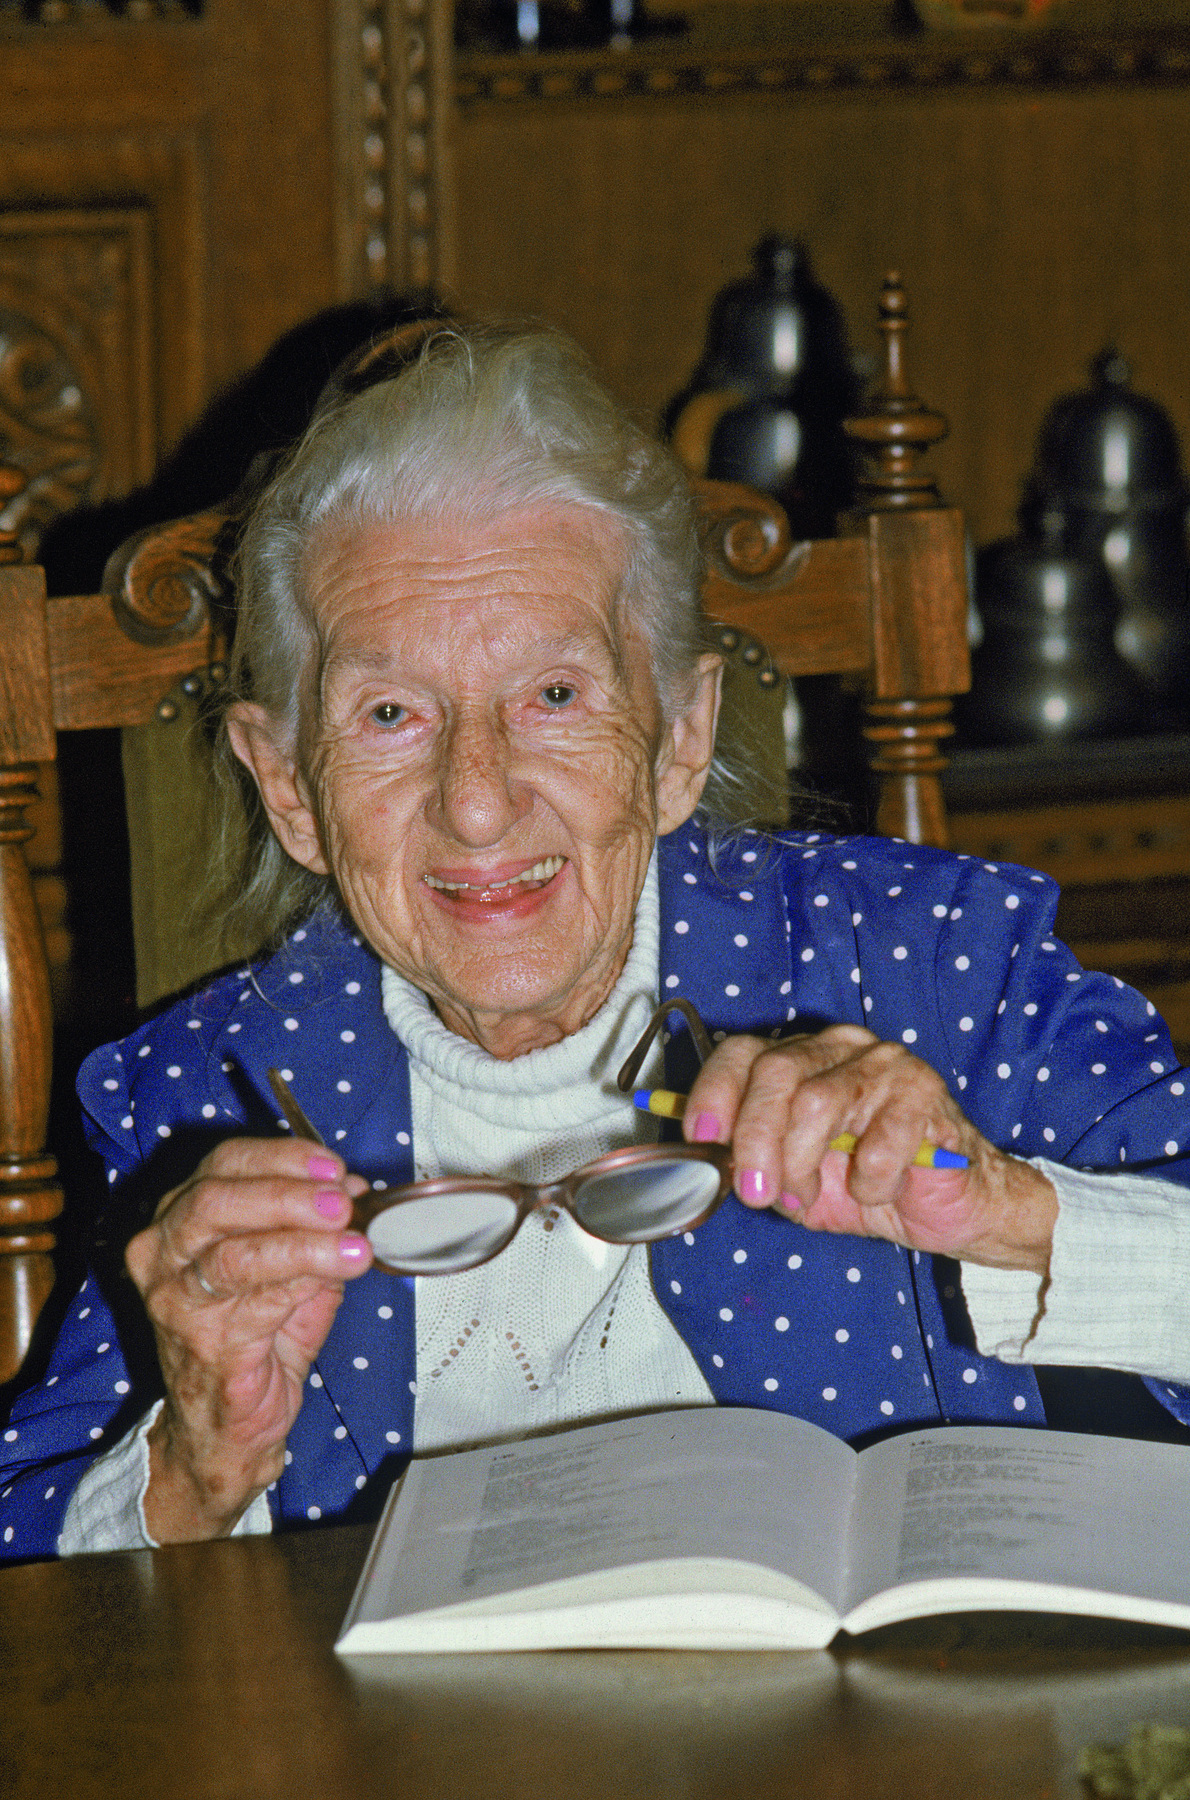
[457,13,1190,106]
[944,734,1190,812]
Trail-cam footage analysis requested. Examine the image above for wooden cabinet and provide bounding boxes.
[10,0,1190,1057]
[448,9,1190,1055]
[946,736,1190,1062]
[0,0,454,515]
[451,10,1190,552]
[0,0,455,1013]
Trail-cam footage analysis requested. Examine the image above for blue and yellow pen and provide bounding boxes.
[632,1088,969,1170]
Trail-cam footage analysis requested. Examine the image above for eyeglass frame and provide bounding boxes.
[267,996,733,1277]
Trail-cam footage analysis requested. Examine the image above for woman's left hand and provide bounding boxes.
[682,1024,1058,1274]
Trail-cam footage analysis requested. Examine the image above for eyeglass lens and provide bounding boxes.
[272,996,724,1276]
[570,1157,723,1243]
[362,1156,724,1272]
[366,1190,521,1274]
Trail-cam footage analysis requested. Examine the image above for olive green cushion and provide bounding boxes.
[121,689,257,1010]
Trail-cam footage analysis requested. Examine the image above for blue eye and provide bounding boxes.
[541,684,575,708]
[370,703,405,727]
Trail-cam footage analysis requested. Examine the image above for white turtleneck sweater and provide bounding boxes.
[379,851,715,1454]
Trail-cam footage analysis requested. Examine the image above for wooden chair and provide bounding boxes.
[695,273,969,849]
[0,274,970,1384]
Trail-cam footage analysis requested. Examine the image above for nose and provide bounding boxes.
[431,706,531,846]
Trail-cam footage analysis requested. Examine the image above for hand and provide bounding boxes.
[682,1025,1057,1274]
[124,1137,373,1544]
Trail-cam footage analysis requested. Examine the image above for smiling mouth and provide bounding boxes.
[424,855,566,903]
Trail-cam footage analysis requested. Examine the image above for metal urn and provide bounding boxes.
[1030,350,1190,716]
[666,236,859,538]
[961,502,1152,748]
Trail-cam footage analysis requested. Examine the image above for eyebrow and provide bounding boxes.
[321,626,616,681]
[321,644,397,678]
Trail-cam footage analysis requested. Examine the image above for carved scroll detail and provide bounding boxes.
[0,208,157,555]
[103,510,231,647]
[692,478,810,592]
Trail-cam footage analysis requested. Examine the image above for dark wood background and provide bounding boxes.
[5,2,1188,553]
[451,11,1190,551]
[4,0,1190,1040]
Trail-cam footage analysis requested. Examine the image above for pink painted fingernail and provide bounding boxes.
[739,1168,769,1201]
[339,1234,369,1261]
[315,1190,345,1218]
[692,1111,721,1143]
[308,1154,340,1180]
[780,1191,801,1212]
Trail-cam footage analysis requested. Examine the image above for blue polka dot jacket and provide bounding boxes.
[4,823,1190,1560]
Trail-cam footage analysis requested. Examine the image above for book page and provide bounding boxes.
[842,1426,1190,1625]
[349,1407,858,1629]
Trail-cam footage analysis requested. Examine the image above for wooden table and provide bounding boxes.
[6,1528,1190,1799]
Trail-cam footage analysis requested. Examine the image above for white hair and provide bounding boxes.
[213,323,780,947]
[235,324,704,735]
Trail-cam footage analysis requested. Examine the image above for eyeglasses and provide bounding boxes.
[267,998,733,1276]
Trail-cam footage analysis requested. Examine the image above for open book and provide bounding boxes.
[335,1407,1190,1653]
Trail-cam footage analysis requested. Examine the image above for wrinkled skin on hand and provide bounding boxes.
[124,1137,373,1543]
[683,1024,1058,1275]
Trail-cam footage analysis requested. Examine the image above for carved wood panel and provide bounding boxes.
[0,209,155,561]
[334,0,456,297]
[0,209,159,1011]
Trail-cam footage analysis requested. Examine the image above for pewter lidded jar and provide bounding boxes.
[961,503,1150,747]
[1032,351,1190,713]
[666,236,858,538]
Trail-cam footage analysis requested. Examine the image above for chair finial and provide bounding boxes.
[0,462,27,565]
[843,273,949,512]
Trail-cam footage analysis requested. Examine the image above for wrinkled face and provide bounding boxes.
[229,505,719,1058]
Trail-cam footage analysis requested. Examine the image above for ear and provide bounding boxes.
[225,702,331,876]
[654,653,723,836]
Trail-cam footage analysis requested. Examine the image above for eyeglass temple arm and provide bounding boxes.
[615,997,714,1092]
[274,1025,711,1128]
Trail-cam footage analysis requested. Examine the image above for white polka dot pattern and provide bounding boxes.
[5,821,1190,1558]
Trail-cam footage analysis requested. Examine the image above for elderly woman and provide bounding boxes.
[4,325,1190,1559]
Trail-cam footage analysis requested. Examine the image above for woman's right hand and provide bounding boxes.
[124,1137,373,1544]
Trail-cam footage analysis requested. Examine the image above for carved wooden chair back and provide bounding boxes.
[696,273,969,848]
[0,273,969,1385]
